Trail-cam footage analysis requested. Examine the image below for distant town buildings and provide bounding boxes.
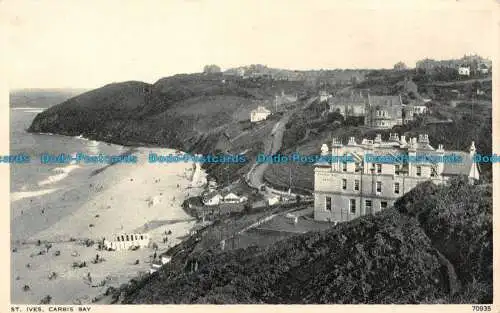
[478,63,490,75]
[416,54,491,75]
[250,106,272,122]
[313,134,480,223]
[458,65,471,76]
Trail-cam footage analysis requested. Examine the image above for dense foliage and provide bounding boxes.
[120,180,492,304]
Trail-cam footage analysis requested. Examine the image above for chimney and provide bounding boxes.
[469,141,476,156]
[437,144,444,152]
[400,135,407,145]
[389,133,400,142]
[374,134,382,143]
[348,137,357,145]
[332,137,342,147]
[321,144,329,155]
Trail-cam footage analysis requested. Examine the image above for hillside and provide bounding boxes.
[27,74,308,156]
[117,177,492,304]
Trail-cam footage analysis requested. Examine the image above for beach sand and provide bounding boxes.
[11,147,207,304]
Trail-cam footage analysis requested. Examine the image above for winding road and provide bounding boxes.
[246,96,318,199]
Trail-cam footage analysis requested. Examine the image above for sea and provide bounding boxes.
[9,106,127,240]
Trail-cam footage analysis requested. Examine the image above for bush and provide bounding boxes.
[40,295,52,304]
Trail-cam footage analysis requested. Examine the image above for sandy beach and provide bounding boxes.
[11,147,207,304]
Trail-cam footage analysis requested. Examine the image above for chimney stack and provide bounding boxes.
[400,135,407,145]
[348,137,357,145]
[437,144,444,152]
[374,134,382,143]
[469,141,476,156]
[321,144,329,155]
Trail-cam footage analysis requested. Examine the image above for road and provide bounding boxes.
[246,96,318,199]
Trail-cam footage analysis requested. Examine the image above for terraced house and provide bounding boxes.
[313,133,480,222]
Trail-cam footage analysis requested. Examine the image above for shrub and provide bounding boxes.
[40,295,52,304]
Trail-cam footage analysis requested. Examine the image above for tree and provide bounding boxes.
[203,64,221,74]
[394,62,408,71]
[40,295,52,304]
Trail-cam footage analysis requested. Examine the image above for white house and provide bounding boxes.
[319,91,332,103]
[103,233,150,251]
[250,106,271,122]
[458,65,470,76]
[268,195,280,206]
[223,192,241,204]
[202,192,223,206]
[203,191,247,206]
[478,63,489,75]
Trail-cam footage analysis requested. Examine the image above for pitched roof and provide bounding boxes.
[442,151,476,176]
[328,94,366,106]
[369,95,402,107]
[252,106,271,114]
[202,191,222,201]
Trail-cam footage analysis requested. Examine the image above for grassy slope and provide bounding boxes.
[28,74,307,152]
[119,178,492,304]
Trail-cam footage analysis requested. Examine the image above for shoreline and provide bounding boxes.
[11,146,207,304]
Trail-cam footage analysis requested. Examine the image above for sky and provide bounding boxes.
[1,0,497,89]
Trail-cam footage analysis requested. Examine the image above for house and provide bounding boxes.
[223,192,242,204]
[319,91,332,103]
[103,233,150,251]
[365,95,404,129]
[458,65,470,76]
[478,63,489,75]
[328,93,366,118]
[268,195,280,206]
[202,191,223,206]
[202,191,247,206]
[402,105,428,123]
[150,257,170,274]
[313,134,480,223]
[250,106,271,122]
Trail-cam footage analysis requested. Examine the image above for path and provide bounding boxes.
[246,96,318,199]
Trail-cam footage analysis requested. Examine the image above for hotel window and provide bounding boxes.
[381,201,388,209]
[342,179,347,190]
[416,166,422,177]
[376,181,382,193]
[431,166,438,177]
[376,164,382,174]
[350,199,356,214]
[355,162,361,172]
[395,164,400,175]
[117,236,121,242]
[365,200,372,212]
[342,162,347,172]
[394,182,400,194]
[325,196,332,211]
[354,180,360,191]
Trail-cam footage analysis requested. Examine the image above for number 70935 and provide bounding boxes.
[472,305,491,311]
